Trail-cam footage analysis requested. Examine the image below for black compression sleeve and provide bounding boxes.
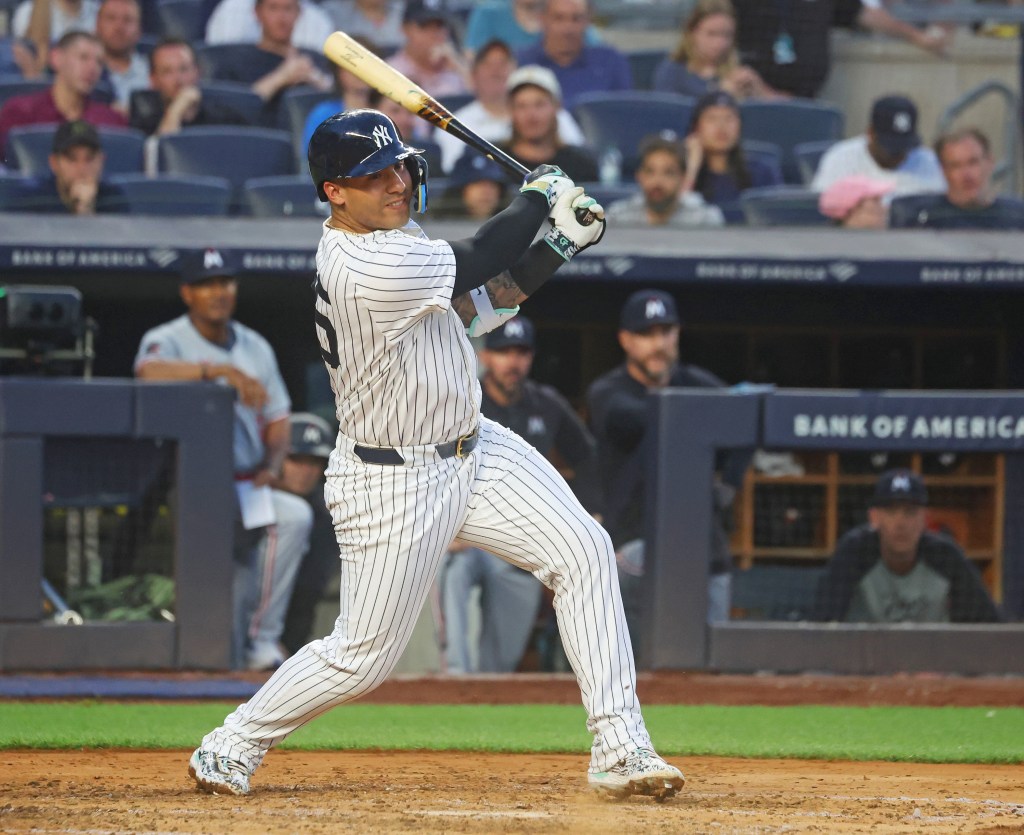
[508,238,565,297]
[450,191,547,297]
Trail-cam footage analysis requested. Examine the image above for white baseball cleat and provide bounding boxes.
[188,748,251,796]
[588,748,685,802]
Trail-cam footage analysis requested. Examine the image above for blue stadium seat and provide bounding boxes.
[280,86,336,164]
[101,173,233,215]
[156,0,205,40]
[242,174,324,217]
[5,125,146,176]
[626,49,668,91]
[571,91,694,177]
[0,75,49,109]
[739,100,844,184]
[0,172,32,211]
[740,185,829,227]
[195,43,256,80]
[794,140,835,186]
[439,92,474,113]
[199,82,264,126]
[741,140,784,182]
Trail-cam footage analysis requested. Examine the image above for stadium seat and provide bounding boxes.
[571,91,694,178]
[438,92,474,113]
[242,174,324,217]
[739,100,843,184]
[280,86,336,164]
[157,126,295,210]
[0,172,32,211]
[199,82,265,126]
[739,185,829,227]
[626,49,668,91]
[741,140,784,183]
[156,0,205,40]
[888,194,941,229]
[101,173,233,215]
[794,140,835,186]
[0,75,49,109]
[5,125,146,176]
[195,44,257,80]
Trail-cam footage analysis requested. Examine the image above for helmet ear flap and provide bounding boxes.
[407,155,428,213]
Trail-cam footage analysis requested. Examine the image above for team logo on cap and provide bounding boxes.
[203,248,224,270]
[890,474,911,491]
[504,320,525,338]
[303,425,322,444]
[645,299,667,319]
[372,124,393,149]
[892,112,912,133]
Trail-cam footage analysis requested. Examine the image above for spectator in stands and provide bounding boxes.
[17,119,123,213]
[301,39,376,153]
[211,0,332,126]
[320,0,405,53]
[279,413,339,655]
[889,127,1024,229]
[682,90,781,223]
[497,64,597,183]
[811,95,946,195]
[810,469,1000,623]
[0,31,127,159]
[465,0,600,55]
[587,290,747,650]
[818,174,893,228]
[13,0,100,73]
[441,150,508,219]
[606,132,725,227]
[652,0,771,101]
[130,38,250,136]
[135,248,314,669]
[388,0,469,100]
[515,0,631,109]
[95,0,147,110]
[731,0,949,100]
[433,39,585,173]
[204,0,333,53]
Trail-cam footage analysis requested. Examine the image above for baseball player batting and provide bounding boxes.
[188,109,684,802]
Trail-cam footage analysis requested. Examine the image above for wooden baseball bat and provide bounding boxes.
[322,31,595,224]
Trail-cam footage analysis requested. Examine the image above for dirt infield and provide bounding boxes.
[2,750,1022,834]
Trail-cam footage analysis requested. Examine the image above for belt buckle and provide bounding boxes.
[455,430,474,458]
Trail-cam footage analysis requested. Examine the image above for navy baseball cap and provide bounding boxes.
[619,289,680,333]
[52,120,100,154]
[403,0,448,25]
[289,412,334,459]
[870,469,928,507]
[181,247,239,284]
[870,95,920,156]
[450,151,506,191]
[485,316,535,350]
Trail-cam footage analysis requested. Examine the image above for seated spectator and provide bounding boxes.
[441,150,508,219]
[388,0,469,102]
[497,64,597,183]
[320,0,405,53]
[818,174,893,229]
[811,95,946,196]
[433,38,584,172]
[653,0,770,101]
[301,40,376,153]
[810,469,1000,623]
[0,31,127,159]
[204,0,333,52]
[17,119,124,213]
[515,0,631,110]
[682,90,781,223]
[464,0,599,55]
[890,127,1024,230]
[130,38,251,136]
[96,0,148,110]
[13,0,100,73]
[211,0,332,126]
[606,133,724,227]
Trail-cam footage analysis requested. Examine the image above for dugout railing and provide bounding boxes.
[642,389,1024,675]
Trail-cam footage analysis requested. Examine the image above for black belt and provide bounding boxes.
[353,427,479,466]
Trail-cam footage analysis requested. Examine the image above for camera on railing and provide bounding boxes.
[0,285,96,377]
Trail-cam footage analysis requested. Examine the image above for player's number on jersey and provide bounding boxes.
[314,274,340,369]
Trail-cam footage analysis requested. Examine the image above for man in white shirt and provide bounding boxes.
[811,94,946,195]
[96,0,148,109]
[204,0,332,52]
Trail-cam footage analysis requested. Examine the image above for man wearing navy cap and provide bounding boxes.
[134,248,314,668]
[445,151,508,219]
[587,289,747,642]
[811,469,999,623]
[440,315,600,673]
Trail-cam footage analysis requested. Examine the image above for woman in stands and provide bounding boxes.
[683,90,781,223]
[652,0,769,100]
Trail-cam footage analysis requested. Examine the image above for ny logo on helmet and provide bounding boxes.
[645,299,667,319]
[504,320,525,338]
[372,124,393,149]
[890,474,911,491]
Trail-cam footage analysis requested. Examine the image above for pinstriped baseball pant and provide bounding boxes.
[202,417,652,775]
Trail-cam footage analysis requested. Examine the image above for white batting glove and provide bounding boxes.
[543,187,606,261]
[520,164,575,209]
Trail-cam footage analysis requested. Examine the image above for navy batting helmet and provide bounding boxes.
[307,109,428,212]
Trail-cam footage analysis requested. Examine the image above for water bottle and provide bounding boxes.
[599,146,622,186]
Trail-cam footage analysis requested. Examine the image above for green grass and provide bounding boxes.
[0,703,1020,763]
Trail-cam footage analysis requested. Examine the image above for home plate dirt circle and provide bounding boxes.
[1,750,1021,834]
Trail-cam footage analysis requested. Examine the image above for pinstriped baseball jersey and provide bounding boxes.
[314,219,479,447]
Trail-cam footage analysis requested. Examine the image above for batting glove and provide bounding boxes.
[520,164,575,209]
[543,187,606,261]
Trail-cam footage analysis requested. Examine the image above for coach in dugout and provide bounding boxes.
[810,469,1000,623]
